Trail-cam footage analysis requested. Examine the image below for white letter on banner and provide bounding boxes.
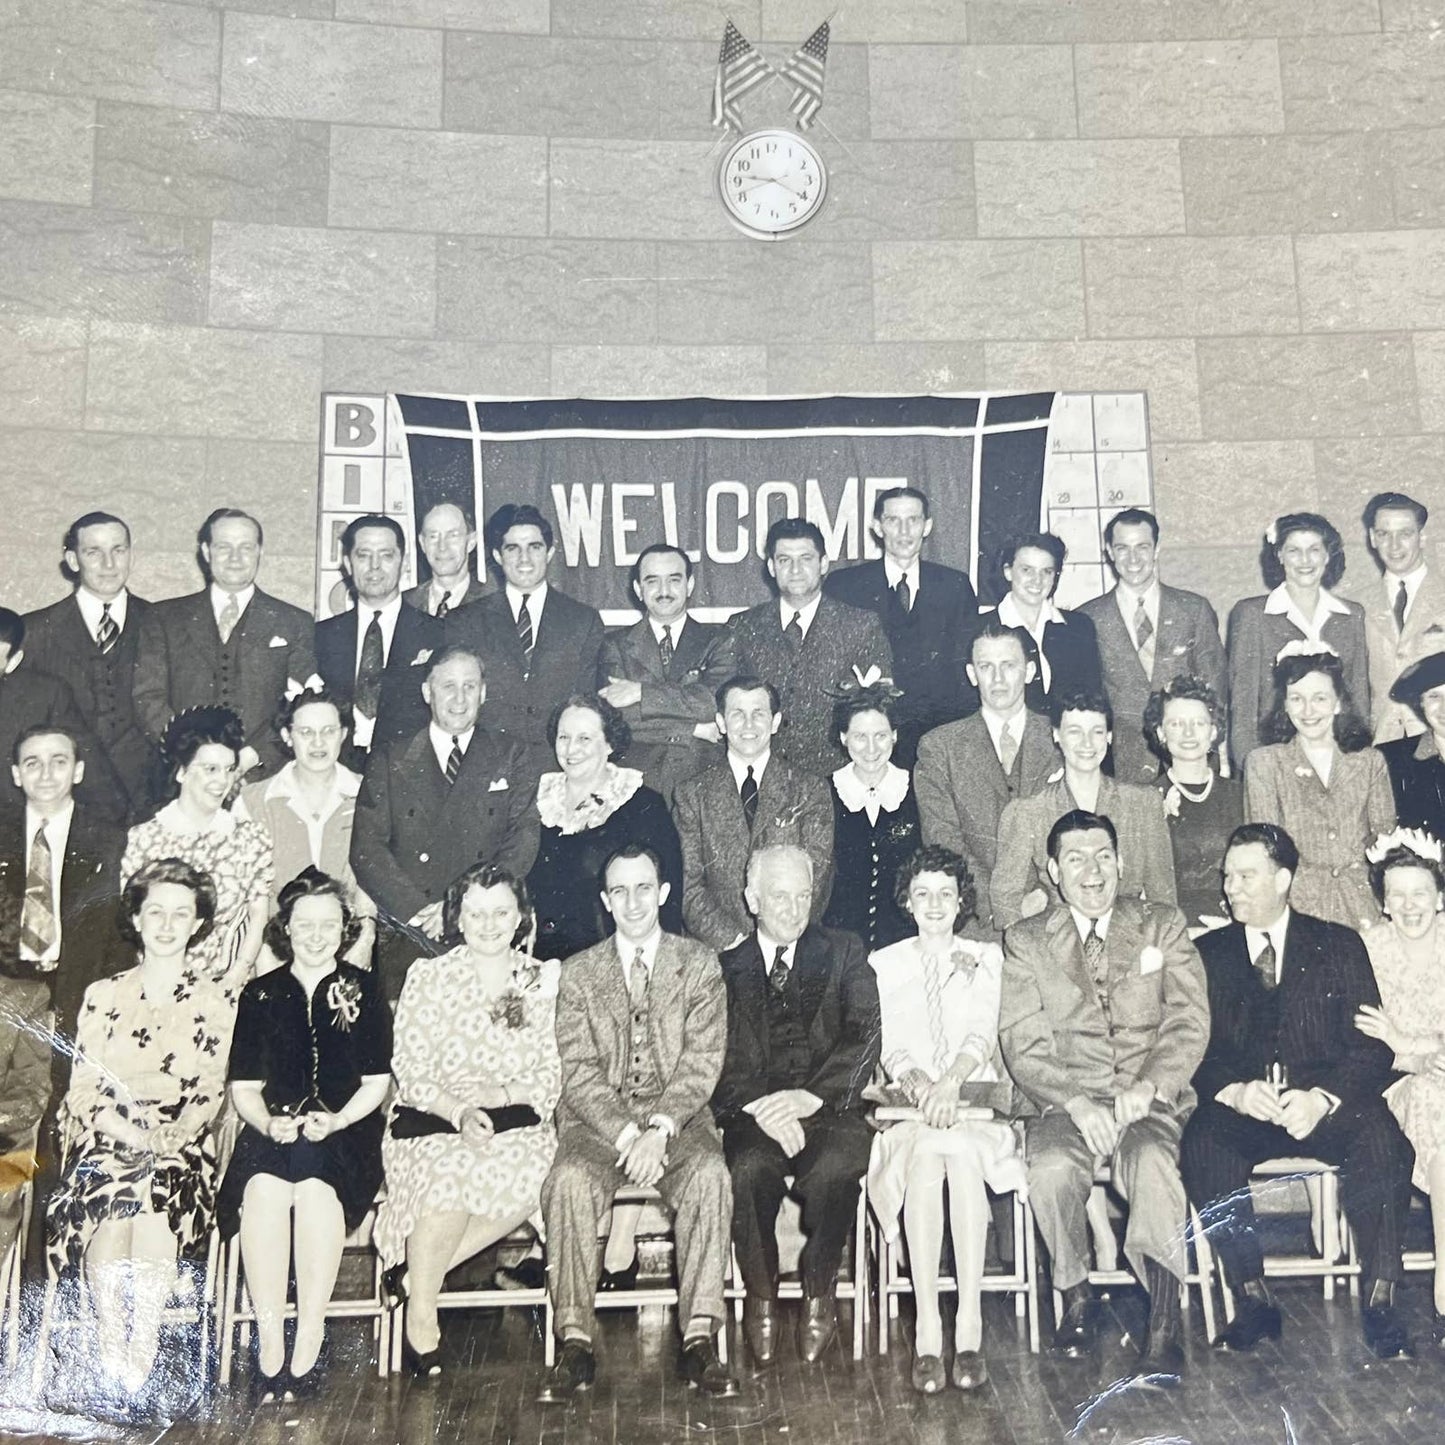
[610,483,654,566]
[706,481,750,564]
[805,476,858,560]
[551,483,606,567]
[753,481,800,556]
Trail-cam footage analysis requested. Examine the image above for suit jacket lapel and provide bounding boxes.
[1048,907,1095,1006]
[401,729,448,814]
[1151,592,1181,683]
[793,928,831,1026]
[668,618,711,681]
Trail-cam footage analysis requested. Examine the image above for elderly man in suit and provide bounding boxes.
[445,503,604,773]
[915,619,1060,929]
[712,843,880,1366]
[1354,492,1445,742]
[1001,809,1208,1382]
[596,542,735,803]
[315,514,445,765]
[0,971,50,1263]
[22,511,161,820]
[133,508,318,780]
[1180,822,1416,1361]
[403,501,488,618]
[824,486,977,764]
[727,517,893,778]
[673,676,834,952]
[350,644,539,1000]
[538,842,737,1402]
[1079,509,1226,786]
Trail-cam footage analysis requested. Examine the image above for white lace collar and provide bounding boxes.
[537,763,645,833]
[832,762,910,814]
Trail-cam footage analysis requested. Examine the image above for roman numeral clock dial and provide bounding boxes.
[718,129,828,241]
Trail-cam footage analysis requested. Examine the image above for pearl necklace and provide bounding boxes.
[1166,768,1214,804]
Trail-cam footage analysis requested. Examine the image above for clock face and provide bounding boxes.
[718,129,828,240]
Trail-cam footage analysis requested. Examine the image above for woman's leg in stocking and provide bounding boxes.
[84,1219,135,1385]
[239,1175,296,1376]
[289,1181,344,1377]
[124,1212,178,1389]
[901,1148,948,1358]
[405,1212,469,1354]
[942,1156,989,1353]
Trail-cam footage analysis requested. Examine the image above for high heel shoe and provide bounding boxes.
[287,1338,331,1401]
[381,1263,409,1310]
[402,1337,444,1380]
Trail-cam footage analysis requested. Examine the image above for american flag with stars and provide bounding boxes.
[780,20,830,129]
[712,19,773,132]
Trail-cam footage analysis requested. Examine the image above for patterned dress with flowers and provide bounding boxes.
[824,763,921,950]
[376,949,561,1265]
[45,967,235,1275]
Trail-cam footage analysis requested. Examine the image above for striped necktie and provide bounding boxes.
[445,735,463,784]
[96,602,119,655]
[20,823,56,959]
[516,595,534,656]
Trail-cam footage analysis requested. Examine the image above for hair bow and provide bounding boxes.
[1366,828,1444,865]
[1274,639,1339,665]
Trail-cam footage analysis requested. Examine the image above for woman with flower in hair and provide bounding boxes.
[1145,675,1243,933]
[122,705,274,1000]
[1226,511,1370,768]
[1355,828,1445,1341]
[376,862,561,1378]
[1244,645,1395,929]
[216,868,391,1402]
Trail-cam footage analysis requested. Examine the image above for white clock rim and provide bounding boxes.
[717,128,828,241]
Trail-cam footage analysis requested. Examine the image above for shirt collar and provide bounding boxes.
[831,761,910,813]
[1385,563,1429,601]
[156,798,236,836]
[997,592,1064,634]
[755,929,796,969]
[25,799,74,841]
[727,749,770,789]
[429,721,475,756]
[617,929,662,975]
[263,759,362,803]
[1113,578,1160,612]
[75,587,128,634]
[1069,906,1111,944]
[431,577,473,610]
[507,581,547,620]
[357,594,403,625]
[1263,583,1351,636]
[1246,908,1292,974]
[779,592,823,636]
[649,614,687,645]
[981,703,1027,747]
[883,558,920,593]
[210,582,255,619]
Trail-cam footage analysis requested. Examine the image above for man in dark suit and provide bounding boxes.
[672,676,834,952]
[727,517,893,778]
[403,501,489,618]
[1180,822,1416,1360]
[712,843,880,1366]
[22,510,161,820]
[315,514,445,766]
[597,542,735,803]
[445,503,604,773]
[350,644,539,1000]
[824,486,977,764]
[1079,509,1226,786]
[133,508,318,779]
[915,619,1059,929]
[538,843,737,1402]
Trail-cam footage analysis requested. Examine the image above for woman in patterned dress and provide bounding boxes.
[1244,646,1396,931]
[377,863,561,1377]
[45,858,234,1404]
[1354,830,1445,1341]
[866,846,1026,1395]
[122,706,274,1001]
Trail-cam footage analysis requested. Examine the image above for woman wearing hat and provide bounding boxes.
[1379,651,1445,838]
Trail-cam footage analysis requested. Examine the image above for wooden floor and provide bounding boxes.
[4,1278,1445,1445]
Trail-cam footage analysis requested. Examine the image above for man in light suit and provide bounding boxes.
[1079,509,1226,785]
[672,676,834,952]
[23,511,161,819]
[712,844,880,1366]
[315,514,445,766]
[445,503,604,773]
[728,517,893,778]
[1180,823,1416,1361]
[1000,809,1208,1383]
[403,501,489,618]
[1354,492,1445,742]
[133,508,318,779]
[915,619,1060,929]
[538,843,737,1402]
[350,645,539,999]
[823,486,977,764]
[596,543,735,803]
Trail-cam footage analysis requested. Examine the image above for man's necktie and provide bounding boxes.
[1253,938,1277,992]
[1083,921,1107,991]
[517,595,534,656]
[1134,597,1155,670]
[740,764,759,829]
[629,947,650,1009]
[894,576,911,613]
[217,593,241,645]
[445,735,463,785]
[658,624,674,671]
[96,602,119,655]
[785,611,804,648]
[434,594,450,620]
[20,823,56,959]
[1394,580,1409,635]
[355,610,384,720]
[769,944,790,994]
[998,721,1018,775]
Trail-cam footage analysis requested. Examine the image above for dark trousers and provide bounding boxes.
[1180,1098,1415,1289]
[722,1111,871,1298]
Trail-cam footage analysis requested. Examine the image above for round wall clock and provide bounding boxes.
[717,128,828,241]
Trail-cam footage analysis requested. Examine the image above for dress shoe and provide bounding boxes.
[1134,1258,1184,1388]
[1052,1283,1096,1357]
[495,1256,546,1291]
[1362,1302,1416,1360]
[799,1295,838,1364]
[1212,1292,1282,1352]
[287,1338,330,1401]
[598,1260,639,1292]
[742,1297,778,1366]
[402,1338,444,1380]
[951,1350,988,1391]
[537,1339,596,1403]
[680,1337,741,1397]
[381,1263,409,1310]
[248,1362,286,1406]
[910,1354,945,1394]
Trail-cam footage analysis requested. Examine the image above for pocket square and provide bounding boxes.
[411,649,433,666]
[268,635,288,648]
[1426,623,1445,635]
[1170,643,1188,656]
[488,778,509,792]
[1140,946,1164,976]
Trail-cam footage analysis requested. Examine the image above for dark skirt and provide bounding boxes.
[216,1114,385,1237]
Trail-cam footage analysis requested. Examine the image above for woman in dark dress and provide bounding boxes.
[218,868,391,1403]
[525,693,683,961]
[1379,652,1445,838]
[1143,675,1244,934]
[823,688,920,950]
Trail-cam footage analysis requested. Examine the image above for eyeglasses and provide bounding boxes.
[292,726,343,743]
